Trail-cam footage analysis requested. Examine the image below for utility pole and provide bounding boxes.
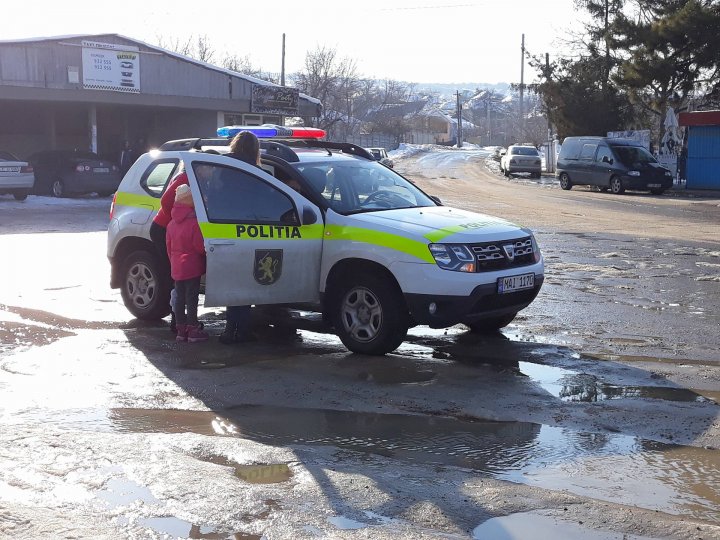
[519,33,525,142]
[280,33,286,86]
[456,90,463,147]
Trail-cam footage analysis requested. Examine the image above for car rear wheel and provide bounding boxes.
[610,176,625,194]
[51,179,66,198]
[120,249,172,320]
[331,272,408,355]
[559,173,572,190]
[650,188,665,195]
[465,313,517,333]
[13,190,29,201]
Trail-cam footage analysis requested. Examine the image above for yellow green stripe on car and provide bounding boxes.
[424,220,503,243]
[325,225,434,263]
[114,192,161,211]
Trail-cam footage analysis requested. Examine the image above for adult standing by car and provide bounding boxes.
[219,130,261,345]
[119,140,134,176]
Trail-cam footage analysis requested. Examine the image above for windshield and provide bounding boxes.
[510,147,539,156]
[369,149,382,159]
[611,145,657,167]
[294,159,436,214]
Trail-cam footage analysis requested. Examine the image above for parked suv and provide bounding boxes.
[556,136,673,195]
[108,125,544,355]
[500,145,542,178]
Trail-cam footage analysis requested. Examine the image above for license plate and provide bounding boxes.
[0,166,20,173]
[94,167,110,173]
[648,183,661,188]
[498,273,535,294]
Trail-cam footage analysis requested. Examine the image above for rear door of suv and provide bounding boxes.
[182,153,324,307]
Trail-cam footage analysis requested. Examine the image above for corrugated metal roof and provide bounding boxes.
[0,33,320,105]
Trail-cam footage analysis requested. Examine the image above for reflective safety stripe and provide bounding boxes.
[325,225,434,263]
[114,191,161,211]
[424,220,502,243]
[200,222,324,240]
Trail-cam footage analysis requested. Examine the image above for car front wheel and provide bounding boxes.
[331,272,408,355]
[13,190,29,201]
[120,250,171,320]
[559,173,572,190]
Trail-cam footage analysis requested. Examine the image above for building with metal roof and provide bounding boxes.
[0,34,321,163]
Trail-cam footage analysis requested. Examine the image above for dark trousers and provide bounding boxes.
[149,221,170,272]
[175,277,202,326]
[226,305,251,336]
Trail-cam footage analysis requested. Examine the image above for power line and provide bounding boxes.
[379,4,474,12]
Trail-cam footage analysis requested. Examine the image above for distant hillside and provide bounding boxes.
[414,82,511,96]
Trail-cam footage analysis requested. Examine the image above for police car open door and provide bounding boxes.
[182,153,323,306]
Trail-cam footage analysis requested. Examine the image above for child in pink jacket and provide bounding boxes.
[166,184,208,343]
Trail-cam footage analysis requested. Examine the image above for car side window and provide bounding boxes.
[194,162,298,225]
[142,160,179,196]
[596,146,613,164]
[579,144,598,160]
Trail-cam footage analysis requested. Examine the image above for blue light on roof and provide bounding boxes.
[216,124,326,140]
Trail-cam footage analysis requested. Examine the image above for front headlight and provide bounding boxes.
[429,243,476,272]
[531,234,542,263]
[627,170,641,176]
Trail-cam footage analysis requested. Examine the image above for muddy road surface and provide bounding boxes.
[0,149,719,540]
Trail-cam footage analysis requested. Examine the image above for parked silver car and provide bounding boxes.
[500,145,542,178]
[0,150,34,200]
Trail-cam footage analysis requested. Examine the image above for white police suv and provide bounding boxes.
[108,125,544,354]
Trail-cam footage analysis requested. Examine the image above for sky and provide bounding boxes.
[4,0,585,86]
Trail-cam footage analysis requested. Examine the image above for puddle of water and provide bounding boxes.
[98,477,159,507]
[107,405,720,523]
[471,511,653,539]
[195,454,292,484]
[357,365,436,385]
[518,361,715,403]
[138,516,256,539]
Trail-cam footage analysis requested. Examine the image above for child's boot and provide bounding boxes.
[175,324,188,342]
[187,324,209,343]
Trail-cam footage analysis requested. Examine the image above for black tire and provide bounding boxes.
[13,190,29,201]
[609,176,625,194]
[465,313,517,333]
[531,172,541,179]
[650,188,665,195]
[559,173,572,190]
[51,179,65,198]
[120,249,172,320]
[331,272,408,355]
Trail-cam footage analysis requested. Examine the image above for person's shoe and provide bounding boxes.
[175,324,188,342]
[187,324,209,343]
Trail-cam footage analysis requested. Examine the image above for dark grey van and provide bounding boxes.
[556,137,673,195]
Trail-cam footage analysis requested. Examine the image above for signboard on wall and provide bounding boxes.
[251,85,299,115]
[81,41,140,93]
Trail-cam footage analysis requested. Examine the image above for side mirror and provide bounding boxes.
[302,205,318,225]
[602,156,613,165]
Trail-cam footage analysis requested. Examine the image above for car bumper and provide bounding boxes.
[508,165,541,173]
[620,175,673,190]
[391,260,544,327]
[65,173,122,193]
[405,276,544,327]
[0,173,35,190]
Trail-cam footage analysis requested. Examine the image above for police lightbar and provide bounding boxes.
[217,124,326,140]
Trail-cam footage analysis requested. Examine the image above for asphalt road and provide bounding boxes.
[0,149,718,540]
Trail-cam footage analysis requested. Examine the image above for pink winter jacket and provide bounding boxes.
[166,203,206,281]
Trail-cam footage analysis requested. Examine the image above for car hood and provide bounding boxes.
[347,205,528,242]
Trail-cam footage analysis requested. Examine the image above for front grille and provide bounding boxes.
[470,237,535,272]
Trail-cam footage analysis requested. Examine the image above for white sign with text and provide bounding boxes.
[81,41,140,93]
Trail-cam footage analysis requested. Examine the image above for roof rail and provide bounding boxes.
[280,140,374,160]
[159,138,231,151]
